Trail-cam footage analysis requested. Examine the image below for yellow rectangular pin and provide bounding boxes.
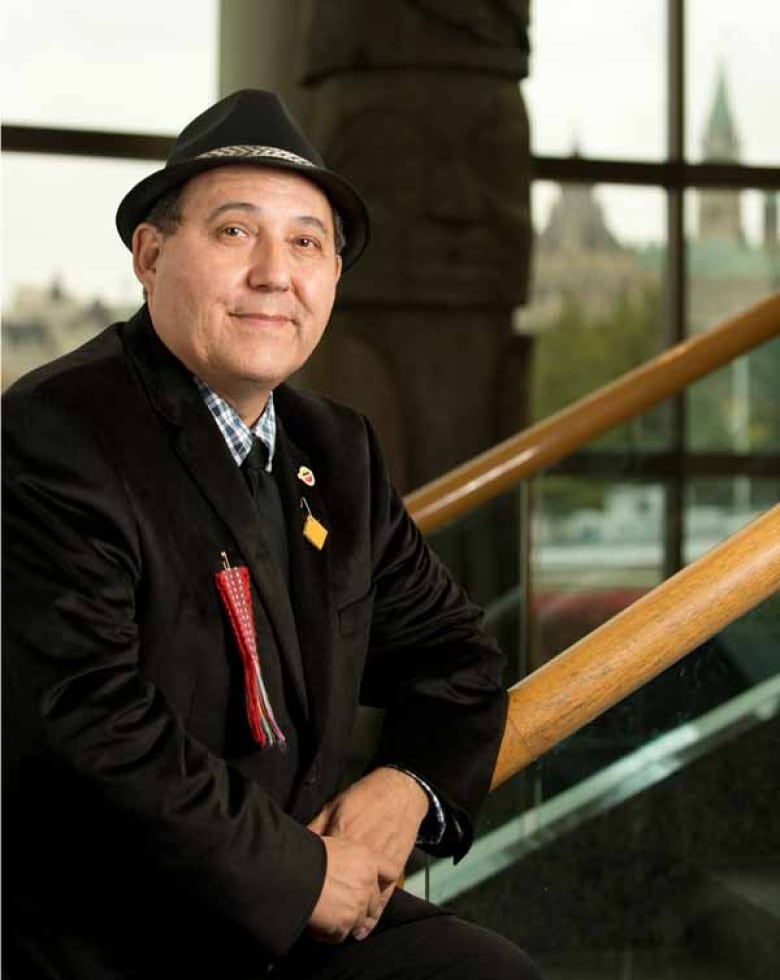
[303,514,328,550]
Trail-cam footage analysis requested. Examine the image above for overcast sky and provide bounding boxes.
[2,0,778,307]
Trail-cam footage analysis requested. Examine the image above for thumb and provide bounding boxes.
[307,806,332,835]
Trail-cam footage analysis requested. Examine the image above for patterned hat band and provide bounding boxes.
[195,145,316,168]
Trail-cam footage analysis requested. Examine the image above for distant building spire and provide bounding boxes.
[698,62,743,244]
[702,62,740,162]
[539,183,620,254]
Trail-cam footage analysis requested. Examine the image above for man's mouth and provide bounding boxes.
[231,312,292,324]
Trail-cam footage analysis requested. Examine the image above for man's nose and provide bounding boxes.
[247,239,291,291]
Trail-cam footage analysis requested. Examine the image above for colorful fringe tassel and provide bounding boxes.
[215,556,286,749]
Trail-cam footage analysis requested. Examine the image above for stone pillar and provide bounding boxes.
[218,0,312,117]
[296,0,533,494]
[293,1,534,686]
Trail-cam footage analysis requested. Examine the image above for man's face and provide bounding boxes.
[133,165,342,423]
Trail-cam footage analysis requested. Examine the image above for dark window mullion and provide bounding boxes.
[663,0,687,578]
[0,124,171,162]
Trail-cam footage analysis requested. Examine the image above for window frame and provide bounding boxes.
[2,0,778,580]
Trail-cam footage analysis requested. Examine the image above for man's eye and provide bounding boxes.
[220,225,246,239]
[296,237,321,250]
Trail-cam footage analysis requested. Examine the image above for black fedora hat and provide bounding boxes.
[116,89,369,270]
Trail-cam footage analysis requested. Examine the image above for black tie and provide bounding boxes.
[241,439,290,586]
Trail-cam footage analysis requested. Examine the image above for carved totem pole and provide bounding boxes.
[297,0,533,500]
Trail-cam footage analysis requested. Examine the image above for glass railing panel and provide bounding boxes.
[441,682,779,979]
[529,474,665,669]
[684,476,780,562]
[409,589,780,979]
[418,461,778,811]
[427,484,531,688]
[410,457,778,977]
[526,472,780,799]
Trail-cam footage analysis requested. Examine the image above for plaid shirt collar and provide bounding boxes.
[194,378,276,471]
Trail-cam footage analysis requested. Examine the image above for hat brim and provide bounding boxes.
[116,155,369,271]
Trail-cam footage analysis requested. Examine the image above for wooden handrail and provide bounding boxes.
[406,293,780,535]
[491,504,780,789]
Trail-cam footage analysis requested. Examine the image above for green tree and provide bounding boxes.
[532,283,666,449]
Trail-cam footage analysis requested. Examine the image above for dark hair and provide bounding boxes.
[143,179,347,255]
[332,210,347,256]
[144,184,185,236]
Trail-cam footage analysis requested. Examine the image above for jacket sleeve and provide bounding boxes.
[358,418,508,859]
[1,384,326,960]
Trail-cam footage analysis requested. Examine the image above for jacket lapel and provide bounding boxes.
[121,308,310,718]
[272,424,335,749]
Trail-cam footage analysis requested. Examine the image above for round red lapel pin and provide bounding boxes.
[297,465,315,487]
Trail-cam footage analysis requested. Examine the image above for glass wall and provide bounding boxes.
[3,2,779,977]
[687,0,780,166]
[2,0,218,134]
[1,0,218,390]
[415,4,780,977]
[522,182,669,451]
[525,0,665,161]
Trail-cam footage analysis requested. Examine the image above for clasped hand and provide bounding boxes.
[306,767,429,944]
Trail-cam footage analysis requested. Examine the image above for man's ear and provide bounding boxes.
[132,223,163,294]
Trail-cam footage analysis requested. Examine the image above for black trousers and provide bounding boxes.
[275,891,544,980]
[4,892,542,980]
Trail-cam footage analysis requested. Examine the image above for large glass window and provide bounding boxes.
[525,0,665,161]
[2,1,219,390]
[2,0,218,133]
[684,186,780,452]
[517,1,779,713]
[687,0,780,165]
[684,477,780,561]
[521,182,668,450]
[2,154,150,304]
[1,154,154,390]
[531,475,665,665]
[4,4,780,973]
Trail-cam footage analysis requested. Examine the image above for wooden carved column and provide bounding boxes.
[294,2,534,686]
[297,0,533,491]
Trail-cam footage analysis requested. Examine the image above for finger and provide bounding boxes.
[307,808,330,835]
[353,910,381,943]
[366,889,384,923]
[360,878,394,939]
[375,851,402,885]
[347,887,381,944]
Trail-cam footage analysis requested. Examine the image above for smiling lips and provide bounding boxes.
[232,311,293,325]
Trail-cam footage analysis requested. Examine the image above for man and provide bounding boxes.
[3,90,541,978]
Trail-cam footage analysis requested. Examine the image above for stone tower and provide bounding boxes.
[698,64,744,244]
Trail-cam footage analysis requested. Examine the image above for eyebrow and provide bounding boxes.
[206,201,331,237]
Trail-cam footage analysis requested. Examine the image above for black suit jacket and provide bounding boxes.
[2,307,507,978]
